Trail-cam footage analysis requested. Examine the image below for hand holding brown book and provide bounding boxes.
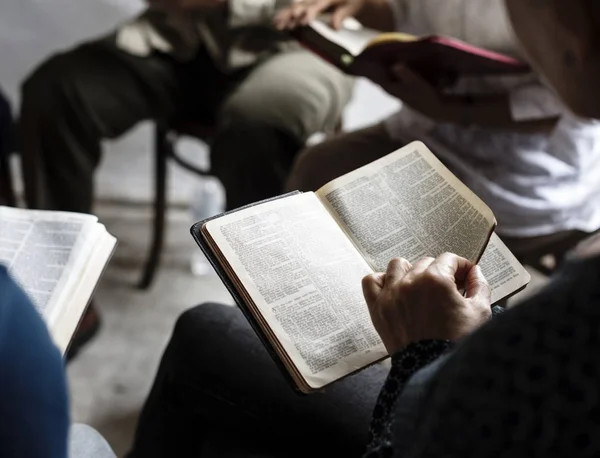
[290,17,529,82]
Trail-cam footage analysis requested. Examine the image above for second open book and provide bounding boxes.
[191,142,530,394]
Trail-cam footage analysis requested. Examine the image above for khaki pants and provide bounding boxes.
[21,34,353,212]
[287,123,588,261]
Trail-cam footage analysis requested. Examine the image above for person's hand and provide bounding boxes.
[364,63,448,119]
[362,253,492,354]
[148,0,226,11]
[274,0,365,30]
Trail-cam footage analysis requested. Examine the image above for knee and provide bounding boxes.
[170,303,236,352]
[286,142,331,192]
[21,50,84,110]
[220,72,351,142]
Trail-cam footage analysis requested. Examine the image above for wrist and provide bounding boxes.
[391,339,453,368]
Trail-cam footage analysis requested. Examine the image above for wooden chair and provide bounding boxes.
[0,114,16,207]
[138,121,214,289]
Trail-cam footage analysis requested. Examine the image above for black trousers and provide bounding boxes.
[127,303,388,458]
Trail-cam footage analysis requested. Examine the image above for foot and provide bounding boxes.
[66,303,101,362]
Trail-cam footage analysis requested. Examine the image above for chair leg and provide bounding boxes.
[139,123,170,289]
[0,153,16,207]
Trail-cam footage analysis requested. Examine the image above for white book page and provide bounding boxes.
[0,206,99,324]
[317,141,496,270]
[479,233,531,304]
[50,229,116,353]
[205,193,387,389]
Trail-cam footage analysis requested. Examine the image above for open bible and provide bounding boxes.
[292,17,529,82]
[0,207,116,354]
[191,142,530,394]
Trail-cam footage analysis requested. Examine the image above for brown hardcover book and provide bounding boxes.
[292,17,529,82]
[191,142,530,394]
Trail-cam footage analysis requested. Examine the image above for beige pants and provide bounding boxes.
[286,122,588,261]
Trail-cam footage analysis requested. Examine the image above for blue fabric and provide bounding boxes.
[0,265,69,458]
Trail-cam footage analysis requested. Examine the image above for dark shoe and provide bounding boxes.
[66,303,101,362]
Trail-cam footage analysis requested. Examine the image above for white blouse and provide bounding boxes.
[385,0,600,237]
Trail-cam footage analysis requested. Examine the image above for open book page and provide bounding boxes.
[204,193,387,389]
[51,228,116,352]
[480,233,531,304]
[316,141,495,271]
[308,16,379,57]
[0,207,104,320]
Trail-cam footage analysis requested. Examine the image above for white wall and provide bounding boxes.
[0,0,144,104]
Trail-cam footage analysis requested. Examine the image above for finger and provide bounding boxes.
[331,4,353,29]
[277,3,310,29]
[302,0,332,24]
[395,67,429,88]
[409,256,435,276]
[362,272,386,306]
[464,265,491,302]
[385,258,412,286]
[431,252,474,283]
[274,9,294,29]
[291,3,308,18]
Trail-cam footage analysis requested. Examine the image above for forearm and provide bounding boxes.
[356,0,396,31]
[435,94,559,133]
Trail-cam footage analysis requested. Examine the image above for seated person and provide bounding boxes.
[280,0,600,259]
[0,265,116,458]
[21,0,352,214]
[125,0,600,457]
[20,0,353,352]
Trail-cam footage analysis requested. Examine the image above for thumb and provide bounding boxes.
[464,265,491,303]
[331,4,354,29]
[362,272,385,307]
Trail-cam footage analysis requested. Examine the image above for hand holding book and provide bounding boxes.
[274,0,394,32]
[363,253,492,355]
[191,141,531,393]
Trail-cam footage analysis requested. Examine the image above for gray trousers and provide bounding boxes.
[70,424,115,458]
[20,34,353,212]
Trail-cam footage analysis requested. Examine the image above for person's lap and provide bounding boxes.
[128,303,388,458]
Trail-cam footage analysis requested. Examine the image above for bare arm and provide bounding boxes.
[373,66,559,133]
[431,94,559,133]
